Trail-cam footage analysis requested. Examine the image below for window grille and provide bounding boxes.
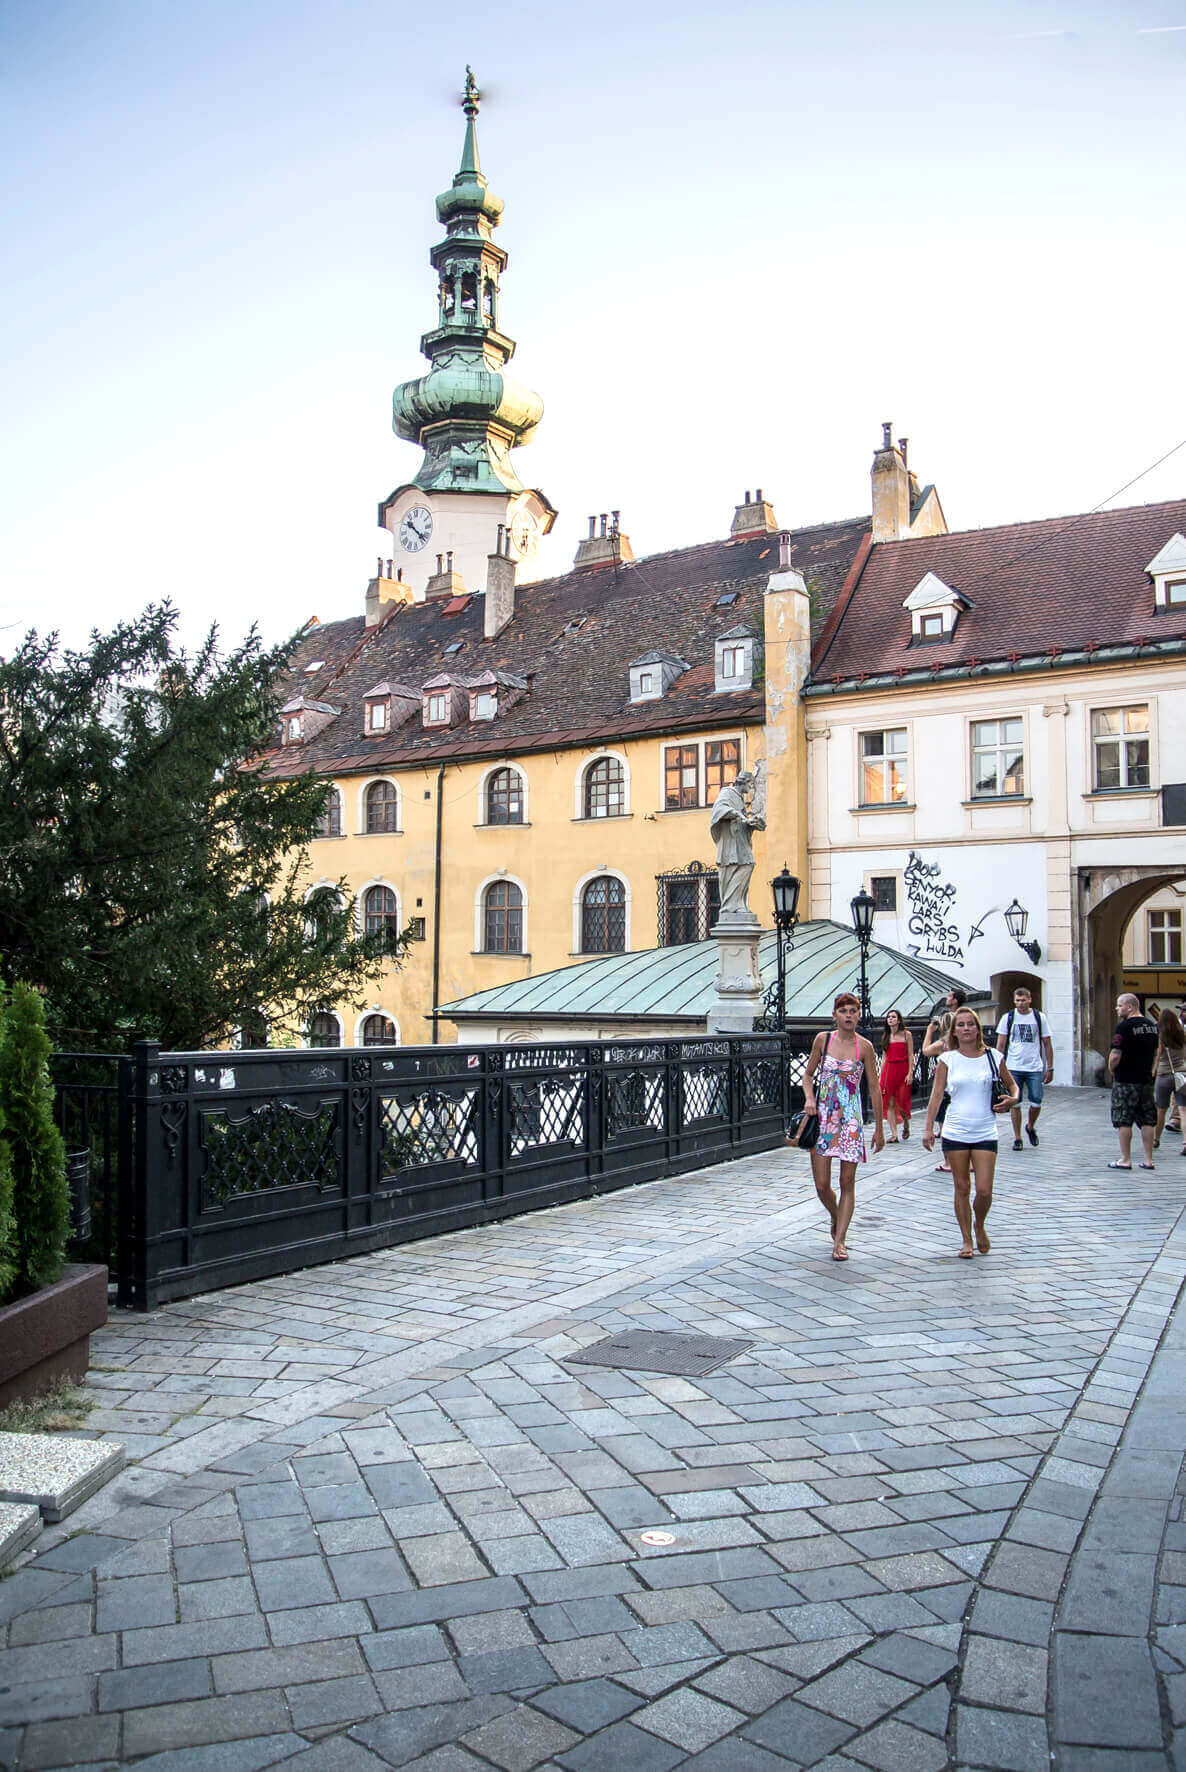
[581,876,627,953]
[656,862,720,945]
[487,768,524,824]
[584,757,625,819]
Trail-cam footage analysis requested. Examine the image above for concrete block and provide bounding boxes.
[0,1431,125,1522]
[0,1499,41,1566]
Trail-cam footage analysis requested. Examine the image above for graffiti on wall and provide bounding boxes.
[904,851,965,963]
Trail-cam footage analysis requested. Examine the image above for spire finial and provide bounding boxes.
[463,65,479,118]
[458,66,482,177]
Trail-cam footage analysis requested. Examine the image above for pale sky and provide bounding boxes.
[3,0,1184,653]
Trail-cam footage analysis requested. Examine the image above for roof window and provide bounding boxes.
[714,626,755,693]
[444,640,464,656]
[628,651,688,704]
[303,660,325,674]
[1147,534,1186,611]
[902,571,969,641]
[714,592,738,608]
[563,617,587,635]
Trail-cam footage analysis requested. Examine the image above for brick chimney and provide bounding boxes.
[365,558,414,627]
[574,512,634,571]
[871,422,911,542]
[423,550,466,601]
[484,526,517,640]
[730,489,778,539]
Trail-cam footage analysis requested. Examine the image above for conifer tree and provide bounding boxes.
[0,984,69,1300]
[0,605,402,1050]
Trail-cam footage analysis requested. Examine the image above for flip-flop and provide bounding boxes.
[1107,1161,1132,1169]
[958,1248,974,1259]
[832,1246,849,1262]
[1139,1162,1155,1170]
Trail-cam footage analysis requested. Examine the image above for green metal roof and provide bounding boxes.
[439,921,983,1026]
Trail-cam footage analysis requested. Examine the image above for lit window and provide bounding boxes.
[971,718,1025,798]
[426,692,449,724]
[363,884,399,942]
[314,789,342,838]
[483,880,523,953]
[362,1013,397,1047]
[664,744,699,810]
[860,729,909,805]
[1092,706,1150,791]
[307,1011,340,1049]
[365,780,399,833]
[705,739,740,801]
[487,768,524,825]
[584,757,625,819]
[1149,909,1183,965]
[581,876,627,954]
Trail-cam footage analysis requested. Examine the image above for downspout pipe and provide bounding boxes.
[431,762,445,1043]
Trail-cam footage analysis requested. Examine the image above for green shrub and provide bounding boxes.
[0,984,69,1302]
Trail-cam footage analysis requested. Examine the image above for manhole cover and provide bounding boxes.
[565,1330,754,1377]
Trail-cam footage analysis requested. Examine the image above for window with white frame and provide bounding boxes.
[307,1010,341,1048]
[583,757,626,819]
[859,729,909,805]
[483,880,523,953]
[714,633,754,693]
[663,736,740,810]
[366,698,388,732]
[472,690,496,720]
[361,1013,398,1047]
[581,876,627,954]
[1092,705,1150,791]
[1167,579,1186,607]
[720,646,745,679]
[1149,909,1183,965]
[971,718,1025,798]
[638,671,655,695]
[284,714,303,743]
[315,788,342,838]
[486,767,524,825]
[365,780,399,833]
[363,885,399,944]
[425,691,449,725]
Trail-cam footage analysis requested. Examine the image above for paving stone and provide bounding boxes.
[461,1702,580,1770]
[1052,1631,1163,1747]
[121,1691,290,1757]
[267,1600,373,1644]
[633,1687,744,1751]
[0,1432,125,1522]
[897,1682,951,1738]
[857,1551,965,1591]
[539,1633,639,1680]
[960,1635,1047,1714]
[402,1532,491,1586]
[457,1645,554,1693]
[844,1717,947,1771]
[858,1631,957,1687]
[242,1515,321,1561]
[16,1712,121,1769]
[555,1717,686,1771]
[286,1672,384,1729]
[968,1589,1056,1648]
[692,1654,799,1713]
[174,1540,250,1582]
[370,1575,528,1630]
[1060,1548,1158,1635]
[795,1661,917,1727]
[533,1678,644,1732]
[95,1572,177,1631]
[363,1624,451,1671]
[120,1613,271,1665]
[178,1573,259,1621]
[679,1738,793,1772]
[743,1695,856,1762]
[98,1656,213,1712]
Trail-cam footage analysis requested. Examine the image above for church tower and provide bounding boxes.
[378,70,556,602]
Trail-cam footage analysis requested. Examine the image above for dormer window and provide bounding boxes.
[1147,534,1186,611]
[472,689,496,721]
[714,628,754,693]
[426,692,449,725]
[629,651,687,704]
[639,671,655,695]
[366,699,388,733]
[902,571,969,641]
[284,714,302,744]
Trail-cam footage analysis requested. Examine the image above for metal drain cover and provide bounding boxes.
[566,1330,754,1377]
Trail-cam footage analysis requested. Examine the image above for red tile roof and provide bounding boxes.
[810,498,1186,686]
[265,517,868,777]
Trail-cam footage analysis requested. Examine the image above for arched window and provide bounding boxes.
[363,885,399,943]
[315,788,342,839]
[361,1013,397,1047]
[304,886,341,948]
[484,881,523,953]
[365,781,399,834]
[486,767,524,825]
[308,1011,340,1049]
[581,876,627,954]
[584,757,625,820]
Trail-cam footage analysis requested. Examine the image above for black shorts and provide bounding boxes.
[941,1138,998,1153]
[1111,1082,1156,1129]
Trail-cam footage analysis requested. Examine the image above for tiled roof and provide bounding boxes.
[266,517,868,776]
[811,498,1186,685]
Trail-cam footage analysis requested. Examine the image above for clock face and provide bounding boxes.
[399,505,433,552]
[510,509,540,555]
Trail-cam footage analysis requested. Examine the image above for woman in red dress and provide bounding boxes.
[879,1008,915,1142]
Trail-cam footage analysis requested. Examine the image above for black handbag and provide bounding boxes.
[786,1109,820,1150]
[987,1049,1010,1109]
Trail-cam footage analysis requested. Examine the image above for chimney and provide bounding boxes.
[870,422,911,542]
[365,561,413,626]
[484,525,517,639]
[423,552,466,600]
[730,488,778,539]
[574,512,634,571]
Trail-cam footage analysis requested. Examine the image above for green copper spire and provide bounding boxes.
[392,71,543,495]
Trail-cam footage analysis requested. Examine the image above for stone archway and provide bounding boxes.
[1075,865,1186,1083]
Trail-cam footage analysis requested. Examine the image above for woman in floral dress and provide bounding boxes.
[802,994,886,1261]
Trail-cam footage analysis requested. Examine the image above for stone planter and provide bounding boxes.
[0,1264,109,1410]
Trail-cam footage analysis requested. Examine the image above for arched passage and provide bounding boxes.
[1076,866,1186,1083]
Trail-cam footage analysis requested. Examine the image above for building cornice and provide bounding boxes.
[802,635,1186,700]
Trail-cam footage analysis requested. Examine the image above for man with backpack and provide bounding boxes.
[995,986,1053,1150]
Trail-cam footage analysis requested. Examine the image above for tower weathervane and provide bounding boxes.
[463,66,479,116]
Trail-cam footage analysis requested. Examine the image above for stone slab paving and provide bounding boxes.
[2,1086,1185,1769]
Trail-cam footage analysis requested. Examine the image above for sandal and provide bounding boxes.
[958,1247,974,1260]
[1107,1160,1132,1169]
[832,1244,849,1262]
[1139,1162,1155,1170]
[902,1126,910,1140]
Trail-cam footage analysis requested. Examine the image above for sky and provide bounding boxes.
[3,0,1184,654]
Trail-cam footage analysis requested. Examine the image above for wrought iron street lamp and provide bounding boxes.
[769,866,801,1029]
[850,888,876,1024]
[1003,898,1043,965]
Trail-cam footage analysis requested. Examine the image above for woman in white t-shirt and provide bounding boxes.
[923,1008,1019,1259]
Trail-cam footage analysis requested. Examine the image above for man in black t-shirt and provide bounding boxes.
[1107,992,1159,1169]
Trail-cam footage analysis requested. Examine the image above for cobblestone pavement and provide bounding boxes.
[3,1086,1186,1771]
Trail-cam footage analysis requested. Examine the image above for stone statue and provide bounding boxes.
[709,770,765,921]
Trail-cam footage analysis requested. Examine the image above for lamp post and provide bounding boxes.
[1003,897,1043,966]
[850,888,876,1025]
[770,866,801,1030]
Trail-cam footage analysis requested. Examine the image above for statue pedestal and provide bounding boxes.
[705,915,763,1034]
